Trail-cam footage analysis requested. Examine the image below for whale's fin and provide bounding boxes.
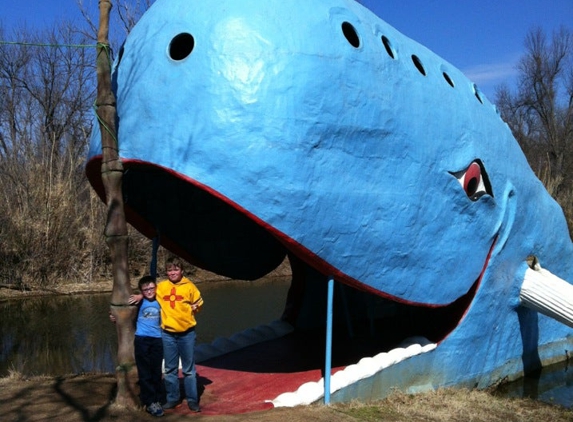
[520,258,573,328]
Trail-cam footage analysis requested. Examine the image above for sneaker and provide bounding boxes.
[146,402,164,417]
[162,401,180,410]
[187,401,201,413]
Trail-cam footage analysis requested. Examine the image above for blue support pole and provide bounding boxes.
[324,277,334,404]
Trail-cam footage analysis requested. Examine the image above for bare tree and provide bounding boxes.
[94,0,140,407]
[0,0,156,286]
[78,0,154,42]
[496,26,573,226]
[0,23,109,286]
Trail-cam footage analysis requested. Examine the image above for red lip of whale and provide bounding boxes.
[87,157,495,347]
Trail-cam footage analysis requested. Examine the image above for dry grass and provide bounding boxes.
[332,388,573,422]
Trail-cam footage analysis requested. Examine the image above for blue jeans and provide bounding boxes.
[161,329,199,405]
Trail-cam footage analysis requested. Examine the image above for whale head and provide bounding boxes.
[87,0,573,405]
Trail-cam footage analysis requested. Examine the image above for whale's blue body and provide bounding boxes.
[87,0,573,402]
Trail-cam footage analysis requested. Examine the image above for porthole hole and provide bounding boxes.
[381,35,395,59]
[411,55,426,76]
[442,72,454,87]
[169,33,195,61]
[473,84,484,104]
[342,22,360,48]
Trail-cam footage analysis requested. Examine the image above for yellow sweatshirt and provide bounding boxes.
[156,276,203,333]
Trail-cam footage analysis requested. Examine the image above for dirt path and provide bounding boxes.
[0,373,355,422]
[2,373,573,422]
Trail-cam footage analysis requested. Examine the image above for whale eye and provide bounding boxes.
[169,33,195,61]
[451,160,493,201]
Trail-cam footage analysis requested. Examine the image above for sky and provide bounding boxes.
[360,0,573,100]
[1,0,572,100]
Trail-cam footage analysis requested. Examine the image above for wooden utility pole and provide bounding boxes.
[96,0,138,407]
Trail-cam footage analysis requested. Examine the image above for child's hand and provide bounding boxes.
[109,311,117,324]
[129,293,143,305]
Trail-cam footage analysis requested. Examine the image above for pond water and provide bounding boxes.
[494,359,573,409]
[1,277,572,409]
[0,278,290,376]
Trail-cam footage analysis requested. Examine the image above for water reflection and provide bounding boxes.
[494,359,573,409]
[0,278,290,377]
[0,294,117,375]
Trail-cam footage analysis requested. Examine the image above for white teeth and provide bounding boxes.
[356,357,378,377]
[264,391,299,406]
[271,337,436,407]
[264,265,573,407]
[195,320,437,408]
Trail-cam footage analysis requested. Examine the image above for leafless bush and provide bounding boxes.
[0,2,158,287]
[496,26,573,233]
[0,24,107,286]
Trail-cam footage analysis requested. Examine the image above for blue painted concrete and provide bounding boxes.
[87,0,573,400]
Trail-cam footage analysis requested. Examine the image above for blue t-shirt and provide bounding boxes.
[135,298,162,338]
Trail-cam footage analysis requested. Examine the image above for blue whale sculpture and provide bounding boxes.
[87,0,573,405]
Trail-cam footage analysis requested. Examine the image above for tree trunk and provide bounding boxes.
[96,0,138,407]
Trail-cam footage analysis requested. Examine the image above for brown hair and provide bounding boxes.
[165,256,184,271]
[138,275,156,290]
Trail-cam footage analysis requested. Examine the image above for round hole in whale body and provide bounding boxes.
[473,84,484,104]
[169,33,195,61]
[342,22,360,48]
[443,72,454,87]
[381,35,395,59]
[411,55,426,76]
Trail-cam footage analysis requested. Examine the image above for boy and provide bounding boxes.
[155,256,204,412]
[114,276,165,417]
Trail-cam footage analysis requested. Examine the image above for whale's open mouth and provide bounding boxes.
[86,160,492,405]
